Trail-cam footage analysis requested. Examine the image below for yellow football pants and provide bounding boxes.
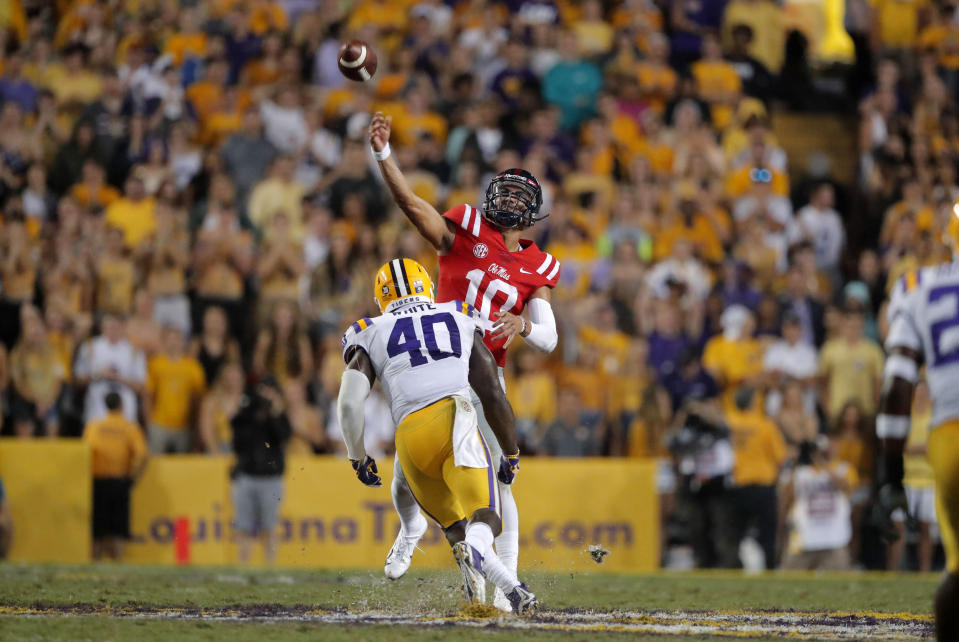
[395,397,499,530]
[928,420,959,573]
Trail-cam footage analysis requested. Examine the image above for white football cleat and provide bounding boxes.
[492,586,513,613]
[468,564,486,605]
[384,515,428,580]
[451,542,482,603]
[505,583,537,615]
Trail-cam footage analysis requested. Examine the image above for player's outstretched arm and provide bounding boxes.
[369,112,455,253]
[468,331,518,457]
[338,349,381,486]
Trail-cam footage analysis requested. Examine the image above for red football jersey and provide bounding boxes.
[438,204,561,366]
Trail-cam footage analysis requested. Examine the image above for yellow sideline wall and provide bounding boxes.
[0,439,91,563]
[1,446,659,572]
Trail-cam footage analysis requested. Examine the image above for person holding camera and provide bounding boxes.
[230,375,291,564]
[668,395,738,568]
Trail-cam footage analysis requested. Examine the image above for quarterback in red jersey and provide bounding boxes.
[367,111,559,612]
[438,201,561,365]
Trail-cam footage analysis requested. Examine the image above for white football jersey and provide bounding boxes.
[886,261,959,430]
[342,299,484,426]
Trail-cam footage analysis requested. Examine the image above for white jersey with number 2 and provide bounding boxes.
[886,262,959,430]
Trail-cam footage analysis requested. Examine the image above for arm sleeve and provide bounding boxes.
[523,297,558,353]
[337,369,372,461]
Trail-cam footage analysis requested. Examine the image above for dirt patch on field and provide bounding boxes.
[0,604,933,639]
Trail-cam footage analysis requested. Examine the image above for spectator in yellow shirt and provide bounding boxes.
[722,0,786,72]
[248,156,304,240]
[346,0,410,36]
[702,305,767,408]
[391,88,448,147]
[163,7,207,66]
[95,227,136,317]
[727,387,787,568]
[578,302,630,376]
[871,0,930,51]
[69,159,120,211]
[691,32,742,131]
[571,0,614,57]
[255,212,306,314]
[145,326,207,454]
[9,306,65,438]
[635,32,677,114]
[819,302,884,420]
[45,43,102,107]
[105,174,156,248]
[655,191,725,264]
[193,203,254,345]
[186,57,229,121]
[83,391,148,561]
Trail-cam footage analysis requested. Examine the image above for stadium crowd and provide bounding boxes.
[0,0,954,570]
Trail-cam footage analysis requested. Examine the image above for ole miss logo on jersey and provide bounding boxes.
[438,203,561,366]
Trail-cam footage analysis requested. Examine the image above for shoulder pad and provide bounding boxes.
[443,203,483,237]
[341,318,374,364]
[350,317,374,334]
[453,300,479,320]
[531,249,561,286]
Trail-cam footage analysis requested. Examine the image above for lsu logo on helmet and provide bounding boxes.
[373,258,435,312]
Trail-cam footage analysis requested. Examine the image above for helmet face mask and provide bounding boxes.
[483,169,546,230]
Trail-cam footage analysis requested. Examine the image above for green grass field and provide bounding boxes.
[0,564,939,640]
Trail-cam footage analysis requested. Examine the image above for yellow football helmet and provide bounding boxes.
[373,258,435,312]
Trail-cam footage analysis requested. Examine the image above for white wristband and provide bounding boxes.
[884,353,919,384]
[372,142,391,162]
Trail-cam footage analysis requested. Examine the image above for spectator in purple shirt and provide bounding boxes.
[0,52,38,113]
[491,38,540,112]
[662,348,720,412]
[647,298,691,382]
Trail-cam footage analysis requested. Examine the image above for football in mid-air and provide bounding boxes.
[338,40,377,82]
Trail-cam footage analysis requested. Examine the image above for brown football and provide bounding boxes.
[337,40,378,82]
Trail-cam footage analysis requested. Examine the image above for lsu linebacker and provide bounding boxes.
[875,213,959,640]
[369,112,559,611]
[337,258,537,614]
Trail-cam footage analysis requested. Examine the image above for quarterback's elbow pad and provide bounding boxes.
[337,369,371,461]
[524,297,558,353]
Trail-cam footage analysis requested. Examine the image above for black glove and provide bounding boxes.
[497,452,520,485]
[351,456,382,487]
[871,483,911,544]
